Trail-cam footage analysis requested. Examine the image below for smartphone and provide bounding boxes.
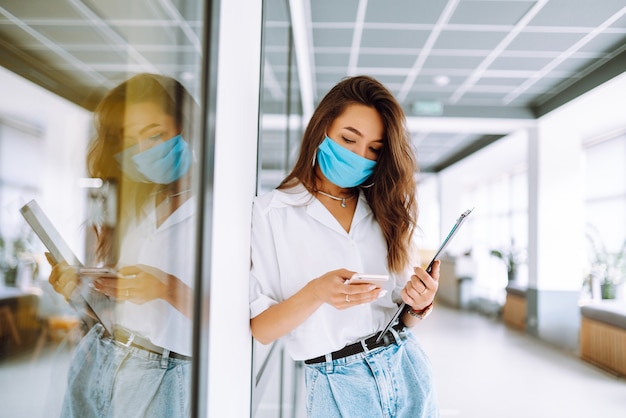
[79,267,117,278]
[346,273,389,286]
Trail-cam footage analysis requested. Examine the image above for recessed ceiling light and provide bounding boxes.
[180,71,196,81]
[78,178,104,188]
[433,75,450,86]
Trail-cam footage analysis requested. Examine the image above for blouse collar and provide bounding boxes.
[271,183,372,234]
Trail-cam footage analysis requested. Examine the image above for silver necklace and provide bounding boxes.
[165,189,192,203]
[316,190,354,208]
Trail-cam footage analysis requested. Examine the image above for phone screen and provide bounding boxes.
[79,267,117,278]
[347,274,389,286]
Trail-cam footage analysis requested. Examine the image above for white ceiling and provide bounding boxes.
[1,0,625,172]
[263,0,626,171]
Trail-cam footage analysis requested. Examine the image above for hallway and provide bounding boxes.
[418,304,626,417]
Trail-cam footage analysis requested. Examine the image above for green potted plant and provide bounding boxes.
[586,228,626,300]
[0,234,35,287]
[0,235,18,286]
[490,239,524,283]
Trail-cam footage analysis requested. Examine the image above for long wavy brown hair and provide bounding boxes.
[86,73,198,264]
[279,75,418,272]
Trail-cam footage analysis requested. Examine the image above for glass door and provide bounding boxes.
[0,1,208,416]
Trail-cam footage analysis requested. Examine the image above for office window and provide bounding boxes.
[584,133,626,248]
[471,168,528,301]
[0,119,44,235]
[584,132,626,299]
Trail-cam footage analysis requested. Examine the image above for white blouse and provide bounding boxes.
[116,196,196,356]
[249,184,415,360]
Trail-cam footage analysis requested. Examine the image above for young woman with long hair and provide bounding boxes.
[250,75,440,417]
[47,73,198,417]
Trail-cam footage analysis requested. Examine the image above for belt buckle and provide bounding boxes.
[360,338,371,353]
[362,331,391,352]
[117,331,135,348]
[382,331,395,346]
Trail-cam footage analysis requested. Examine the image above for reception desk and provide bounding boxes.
[502,283,527,330]
[0,287,40,355]
[436,257,472,309]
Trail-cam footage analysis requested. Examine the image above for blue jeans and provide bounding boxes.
[304,330,438,418]
[61,324,191,418]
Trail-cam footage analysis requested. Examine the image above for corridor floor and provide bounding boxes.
[418,304,626,417]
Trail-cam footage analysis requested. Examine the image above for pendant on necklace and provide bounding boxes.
[316,189,353,208]
[163,188,192,204]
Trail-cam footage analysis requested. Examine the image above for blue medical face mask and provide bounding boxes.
[317,136,376,188]
[115,134,192,184]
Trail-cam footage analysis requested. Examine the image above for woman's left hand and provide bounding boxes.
[94,264,168,304]
[401,260,440,311]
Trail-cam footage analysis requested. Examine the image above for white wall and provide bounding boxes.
[431,70,626,299]
[416,174,440,250]
[532,71,626,292]
[0,67,91,259]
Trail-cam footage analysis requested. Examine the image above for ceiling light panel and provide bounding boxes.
[449,1,536,26]
[363,0,447,24]
[433,29,508,50]
[0,1,82,19]
[360,27,431,49]
[528,0,626,27]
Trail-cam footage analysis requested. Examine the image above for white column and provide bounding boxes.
[533,122,586,291]
[205,1,262,417]
[526,117,585,349]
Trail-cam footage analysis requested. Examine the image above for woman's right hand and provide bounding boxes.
[251,268,385,345]
[45,252,79,300]
[309,268,383,310]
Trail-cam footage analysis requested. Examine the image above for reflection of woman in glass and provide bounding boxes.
[47,73,197,417]
[250,76,439,417]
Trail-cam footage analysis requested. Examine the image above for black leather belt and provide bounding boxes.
[105,327,192,361]
[305,323,406,365]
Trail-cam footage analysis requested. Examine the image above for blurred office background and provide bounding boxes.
[0,0,625,417]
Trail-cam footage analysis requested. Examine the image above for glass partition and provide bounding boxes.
[0,1,207,416]
[252,0,305,416]
[257,0,303,194]
[583,132,626,300]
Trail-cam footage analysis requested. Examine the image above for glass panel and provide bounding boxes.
[253,0,305,416]
[585,135,626,199]
[258,0,300,194]
[466,166,528,300]
[0,1,205,416]
[584,134,626,300]
[511,170,528,211]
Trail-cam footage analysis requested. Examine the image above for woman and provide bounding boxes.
[47,73,198,417]
[250,75,440,417]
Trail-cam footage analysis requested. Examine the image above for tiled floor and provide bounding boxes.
[0,339,72,418]
[418,305,626,418]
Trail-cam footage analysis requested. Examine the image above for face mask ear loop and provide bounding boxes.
[180,130,197,163]
[313,133,328,168]
[359,154,376,188]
